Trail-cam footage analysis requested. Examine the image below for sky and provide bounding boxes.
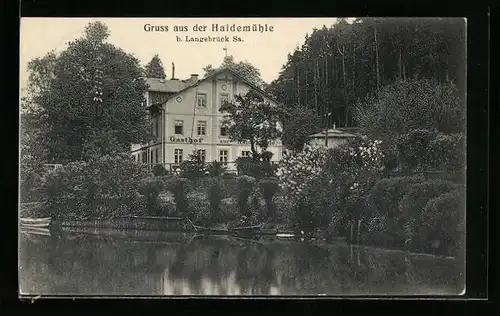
[20,17,344,92]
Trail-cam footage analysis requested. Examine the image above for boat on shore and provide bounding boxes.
[20,226,51,237]
[20,217,52,228]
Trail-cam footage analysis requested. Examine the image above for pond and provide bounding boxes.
[18,231,464,296]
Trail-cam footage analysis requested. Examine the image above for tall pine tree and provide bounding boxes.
[145,54,167,79]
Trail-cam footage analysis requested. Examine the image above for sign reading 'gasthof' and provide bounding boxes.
[169,136,204,143]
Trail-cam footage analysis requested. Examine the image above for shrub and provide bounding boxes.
[420,187,465,256]
[397,129,439,171]
[207,177,224,222]
[277,144,328,203]
[206,160,227,177]
[258,177,280,220]
[236,157,260,177]
[428,133,465,171]
[382,146,399,171]
[236,152,276,179]
[236,175,256,217]
[292,177,333,234]
[354,78,465,146]
[179,150,207,180]
[187,195,211,225]
[20,164,49,203]
[369,176,425,218]
[152,164,168,177]
[138,177,165,215]
[325,137,386,240]
[44,153,150,220]
[164,176,190,216]
[399,179,459,249]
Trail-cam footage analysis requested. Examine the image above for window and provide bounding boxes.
[219,94,229,110]
[220,125,228,137]
[151,150,155,164]
[196,93,207,107]
[155,120,159,137]
[219,149,228,164]
[142,152,147,164]
[241,151,252,158]
[197,121,207,136]
[174,149,183,164]
[197,149,206,163]
[174,120,183,135]
[155,148,159,164]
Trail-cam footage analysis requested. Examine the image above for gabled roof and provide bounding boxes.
[309,129,357,139]
[148,67,281,106]
[144,77,194,93]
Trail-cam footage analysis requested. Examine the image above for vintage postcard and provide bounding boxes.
[19,17,466,297]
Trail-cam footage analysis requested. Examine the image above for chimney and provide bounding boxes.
[171,62,176,80]
[190,74,199,82]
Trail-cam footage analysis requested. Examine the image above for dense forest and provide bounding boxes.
[266,18,466,128]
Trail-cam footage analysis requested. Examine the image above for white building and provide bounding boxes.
[131,66,283,172]
[308,126,357,149]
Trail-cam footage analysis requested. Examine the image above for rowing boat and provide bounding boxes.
[20,217,52,228]
[20,226,51,236]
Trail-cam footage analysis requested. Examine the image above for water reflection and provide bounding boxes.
[19,231,464,296]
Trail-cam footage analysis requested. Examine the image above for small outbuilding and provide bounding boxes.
[308,125,358,149]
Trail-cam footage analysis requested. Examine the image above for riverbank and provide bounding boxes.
[21,214,460,258]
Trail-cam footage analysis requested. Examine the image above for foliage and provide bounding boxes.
[395,129,465,172]
[81,129,127,159]
[43,153,150,220]
[206,177,224,222]
[398,179,460,248]
[20,115,49,203]
[152,164,168,177]
[179,150,207,180]
[236,175,256,217]
[396,129,439,171]
[354,79,465,147]
[324,137,385,238]
[235,153,277,179]
[277,144,328,202]
[138,177,165,215]
[203,55,266,89]
[258,177,280,220]
[267,18,465,128]
[277,137,384,235]
[420,187,465,256]
[25,21,151,163]
[206,160,227,177]
[220,90,282,156]
[428,133,465,171]
[381,145,399,171]
[362,175,425,247]
[164,176,190,215]
[369,176,425,218]
[145,54,166,79]
[280,104,321,151]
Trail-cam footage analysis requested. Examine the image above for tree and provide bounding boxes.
[353,78,465,147]
[280,104,321,152]
[267,18,466,128]
[203,55,266,88]
[25,21,151,163]
[145,54,167,79]
[220,90,282,157]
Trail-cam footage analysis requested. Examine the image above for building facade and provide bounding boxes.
[131,67,283,171]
